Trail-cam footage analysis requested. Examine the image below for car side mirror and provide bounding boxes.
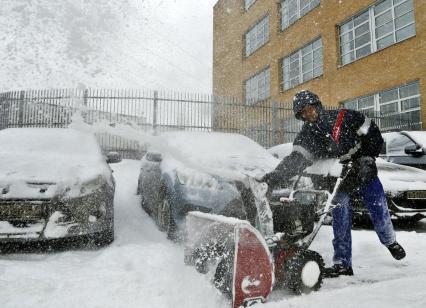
[404,145,424,157]
[146,152,162,162]
[106,151,122,164]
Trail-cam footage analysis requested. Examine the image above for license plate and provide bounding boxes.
[406,191,426,200]
[0,202,45,220]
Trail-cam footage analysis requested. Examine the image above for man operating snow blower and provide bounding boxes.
[262,90,406,278]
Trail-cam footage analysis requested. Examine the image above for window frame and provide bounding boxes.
[341,81,422,130]
[281,37,323,91]
[244,0,256,11]
[338,0,416,66]
[244,14,270,57]
[280,0,320,31]
[244,67,271,106]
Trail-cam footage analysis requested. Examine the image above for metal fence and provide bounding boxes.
[0,89,422,159]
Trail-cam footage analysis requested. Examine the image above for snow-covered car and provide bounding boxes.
[268,143,426,223]
[380,131,426,170]
[0,128,115,246]
[136,131,279,238]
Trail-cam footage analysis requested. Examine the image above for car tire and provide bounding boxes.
[157,187,177,240]
[140,193,151,214]
[93,227,114,247]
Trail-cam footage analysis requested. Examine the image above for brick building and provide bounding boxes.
[213,0,425,131]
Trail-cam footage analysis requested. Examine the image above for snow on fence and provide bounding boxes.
[0,89,421,158]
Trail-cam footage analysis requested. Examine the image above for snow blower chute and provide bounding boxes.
[184,212,274,307]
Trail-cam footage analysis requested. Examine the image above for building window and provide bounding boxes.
[245,15,269,56]
[281,0,320,30]
[244,68,270,105]
[339,0,416,65]
[282,37,323,91]
[342,81,421,130]
[245,0,256,10]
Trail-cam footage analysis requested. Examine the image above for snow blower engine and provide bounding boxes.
[184,175,343,308]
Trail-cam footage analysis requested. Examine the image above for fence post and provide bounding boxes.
[153,90,158,135]
[18,90,25,127]
[0,94,4,129]
[271,101,278,147]
[82,88,89,123]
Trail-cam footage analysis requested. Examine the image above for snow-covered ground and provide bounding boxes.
[1,159,426,308]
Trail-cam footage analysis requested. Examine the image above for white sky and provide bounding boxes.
[0,0,218,93]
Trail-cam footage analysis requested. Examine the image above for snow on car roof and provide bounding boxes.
[0,127,102,157]
[148,131,279,180]
[155,131,271,157]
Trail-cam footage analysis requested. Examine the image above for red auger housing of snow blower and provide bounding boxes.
[184,177,333,308]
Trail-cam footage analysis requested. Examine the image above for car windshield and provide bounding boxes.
[383,132,416,155]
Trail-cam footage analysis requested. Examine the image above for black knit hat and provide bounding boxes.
[293,90,322,120]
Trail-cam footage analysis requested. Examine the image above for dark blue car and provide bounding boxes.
[136,131,279,239]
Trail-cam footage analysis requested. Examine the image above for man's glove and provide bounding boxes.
[339,142,361,163]
[261,171,285,188]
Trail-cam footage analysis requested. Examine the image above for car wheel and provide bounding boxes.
[140,193,151,214]
[157,189,177,240]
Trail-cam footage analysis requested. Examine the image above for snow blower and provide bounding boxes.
[184,170,348,308]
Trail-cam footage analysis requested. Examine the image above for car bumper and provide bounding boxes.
[0,192,113,242]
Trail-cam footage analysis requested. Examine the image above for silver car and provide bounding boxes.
[0,128,115,246]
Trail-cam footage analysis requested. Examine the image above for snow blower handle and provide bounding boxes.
[301,162,354,250]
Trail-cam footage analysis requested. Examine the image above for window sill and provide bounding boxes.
[280,74,324,94]
[244,39,270,59]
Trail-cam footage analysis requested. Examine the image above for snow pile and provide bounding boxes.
[0,0,216,93]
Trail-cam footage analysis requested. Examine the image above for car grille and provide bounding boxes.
[0,200,47,220]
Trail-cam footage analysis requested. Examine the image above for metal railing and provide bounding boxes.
[0,89,422,158]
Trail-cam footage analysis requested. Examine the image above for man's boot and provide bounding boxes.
[387,242,406,260]
[323,264,354,278]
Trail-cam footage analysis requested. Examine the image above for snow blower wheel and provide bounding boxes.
[283,250,325,294]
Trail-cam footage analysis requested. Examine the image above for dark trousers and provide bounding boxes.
[332,177,396,267]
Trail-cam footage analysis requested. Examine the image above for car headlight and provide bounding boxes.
[62,176,105,199]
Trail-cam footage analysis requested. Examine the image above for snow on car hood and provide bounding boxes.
[306,158,426,194]
[0,128,112,199]
[150,131,279,182]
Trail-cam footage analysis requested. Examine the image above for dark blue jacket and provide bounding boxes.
[268,108,383,192]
